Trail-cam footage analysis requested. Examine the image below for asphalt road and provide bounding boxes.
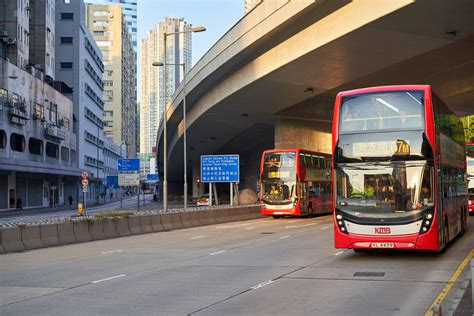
[0,215,472,315]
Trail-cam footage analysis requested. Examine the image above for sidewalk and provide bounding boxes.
[0,196,132,218]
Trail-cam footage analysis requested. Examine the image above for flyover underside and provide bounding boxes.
[159,0,474,194]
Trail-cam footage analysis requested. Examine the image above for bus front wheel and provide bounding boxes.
[272,215,281,219]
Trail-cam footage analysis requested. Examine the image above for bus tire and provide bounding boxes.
[272,215,281,219]
[459,207,467,236]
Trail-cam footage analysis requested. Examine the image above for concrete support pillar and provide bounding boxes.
[274,118,332,153]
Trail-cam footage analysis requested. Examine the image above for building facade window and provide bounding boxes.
[46,142,59,159]
[34,103,44,119]
[60,12,73,20]
[28,138,43,155]
[61,118,70,131]
[0,130,6,149]
[0,88,7,104]
[10,133,25,152]
[71,149,77,163]
[60,37,73,44]
[60,62,73,69]
[61,147,69,161]
[49,104,58,125]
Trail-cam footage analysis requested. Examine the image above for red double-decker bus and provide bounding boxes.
[332,85,468,252]
[260,148,332,218]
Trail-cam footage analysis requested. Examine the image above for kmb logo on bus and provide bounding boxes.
[374,227,391,234]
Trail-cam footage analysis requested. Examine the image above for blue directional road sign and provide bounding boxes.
[201,155,239,183]
[147,174,159,181]
[118,158,140,172]
[106,176,119,188]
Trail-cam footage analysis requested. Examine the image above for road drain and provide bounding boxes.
[353,272,385,277]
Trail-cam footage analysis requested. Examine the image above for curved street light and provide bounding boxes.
[153,25,206,212]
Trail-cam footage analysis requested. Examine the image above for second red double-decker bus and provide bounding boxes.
[332,85,468,252]
[260,148,332,218]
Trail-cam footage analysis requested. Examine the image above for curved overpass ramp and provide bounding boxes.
[156,0,474,193]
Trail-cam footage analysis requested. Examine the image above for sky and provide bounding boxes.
[137,0,244,65]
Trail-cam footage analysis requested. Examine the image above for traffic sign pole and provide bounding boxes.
[230,183,234,206]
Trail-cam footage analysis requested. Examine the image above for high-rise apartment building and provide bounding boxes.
[140,17,192,154]
[86,0,137,51]
[86,3,137,157]
[244,0,262,13]
[56,0,124,201]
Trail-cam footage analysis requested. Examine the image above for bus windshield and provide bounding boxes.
[340,90,424,133]
[335,161,433,219]
[261,152,296,204]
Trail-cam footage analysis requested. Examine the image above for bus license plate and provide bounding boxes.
[371,242,394,248]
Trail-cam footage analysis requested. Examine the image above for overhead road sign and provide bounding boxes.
[118,158,140,172]
[118,173,140,186]
[201,155,239,183]
[147,174,159,181]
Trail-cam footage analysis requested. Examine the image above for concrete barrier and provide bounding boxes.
[40,224,60,247]
[128,216,142,235]
[102,218,119,238]
[0,230,6,254]
[160,213,174,231]
[201,210,216,226]
[170,212,183,229]
[73,221,92,242]
[115,218,131,237]
[227,208,241,222]
[150,214,165,232]
[57,222,77,245]
[21,226,44,250]
[214,208,229,223]
[88,220,106,240]
[1,227,25,252]
[180,212,193,228]
[139,215,153,233]
[190,211,203,227]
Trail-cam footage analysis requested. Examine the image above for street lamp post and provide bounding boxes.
[152,25,205,212]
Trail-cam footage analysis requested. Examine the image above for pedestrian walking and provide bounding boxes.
[68,195,73,206]
[16,198,22,211]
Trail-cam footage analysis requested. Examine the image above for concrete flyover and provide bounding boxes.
[156,0,474,195]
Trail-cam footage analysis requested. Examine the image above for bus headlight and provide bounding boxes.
[335,212,348,234]
[419,211,434,234]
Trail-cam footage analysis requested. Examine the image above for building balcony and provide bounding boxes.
[44,125,67,141]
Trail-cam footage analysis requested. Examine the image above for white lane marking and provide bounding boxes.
[101,249,123,254]
[321,227,329,230]
[216,223,252,229]
[191,235,205,239]
[285,223,317,229]
[245,227,257,230]
[209,250,226,255]
[333,251,344,256]
[92,274,126,284]
[251,280,273,290]
[279,235,290,239]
